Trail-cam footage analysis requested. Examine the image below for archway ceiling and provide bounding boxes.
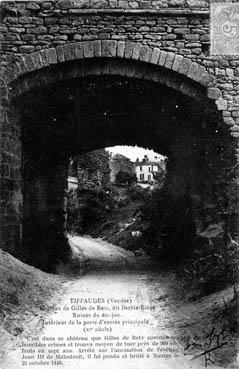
[19,75,206,159]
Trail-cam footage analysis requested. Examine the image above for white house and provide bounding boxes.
[134,155,163,184]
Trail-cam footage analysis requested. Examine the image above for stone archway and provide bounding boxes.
[0,41,238,270]
[9,41,218,97]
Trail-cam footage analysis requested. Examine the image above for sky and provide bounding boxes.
[106,145,164,162]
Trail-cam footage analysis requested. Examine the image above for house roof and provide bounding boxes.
[134,161,161,167]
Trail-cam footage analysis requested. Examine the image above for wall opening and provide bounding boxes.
[10,67,237,271]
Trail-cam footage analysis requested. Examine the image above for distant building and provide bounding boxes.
[109,153,135,183]
[134,155,164,184]
[67,176,78,190]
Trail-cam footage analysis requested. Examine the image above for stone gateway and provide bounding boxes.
[0,0,238,270]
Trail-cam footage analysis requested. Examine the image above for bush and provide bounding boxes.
[115,171,137,186]
[178,237,239,296]
[139,188,196,262]
[126,185,150,202]
[77,188,117,233]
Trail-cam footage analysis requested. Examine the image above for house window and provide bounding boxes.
[140,174,144,181]
[148,166,151,172]
[140,166,142,171]
[148,175,151,181]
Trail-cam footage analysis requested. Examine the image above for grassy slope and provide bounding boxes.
[0,249,64,357]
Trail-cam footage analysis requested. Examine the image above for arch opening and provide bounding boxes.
[9,60,237,271]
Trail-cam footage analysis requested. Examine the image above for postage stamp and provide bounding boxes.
[210,3,239,55]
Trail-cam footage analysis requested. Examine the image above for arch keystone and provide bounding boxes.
[102,40,117,58]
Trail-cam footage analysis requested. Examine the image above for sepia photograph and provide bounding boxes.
[0,0,239,368]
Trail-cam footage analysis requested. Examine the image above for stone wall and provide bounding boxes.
[0,0,238,133]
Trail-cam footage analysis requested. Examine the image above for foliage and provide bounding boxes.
[178,237,239,296]
[139,188,196,262]
[125,185,150,201]
[152,167,166,186]
[77,188,117,233]
[76,149,110,188]
[115,170,137,186]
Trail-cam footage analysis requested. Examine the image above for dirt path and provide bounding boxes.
[1,236,238,369]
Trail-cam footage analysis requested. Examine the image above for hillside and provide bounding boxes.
[0,249,65,357]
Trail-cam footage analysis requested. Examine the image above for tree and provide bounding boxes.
[115,170,137,186]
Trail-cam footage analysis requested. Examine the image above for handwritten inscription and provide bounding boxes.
[182,320,238,367]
